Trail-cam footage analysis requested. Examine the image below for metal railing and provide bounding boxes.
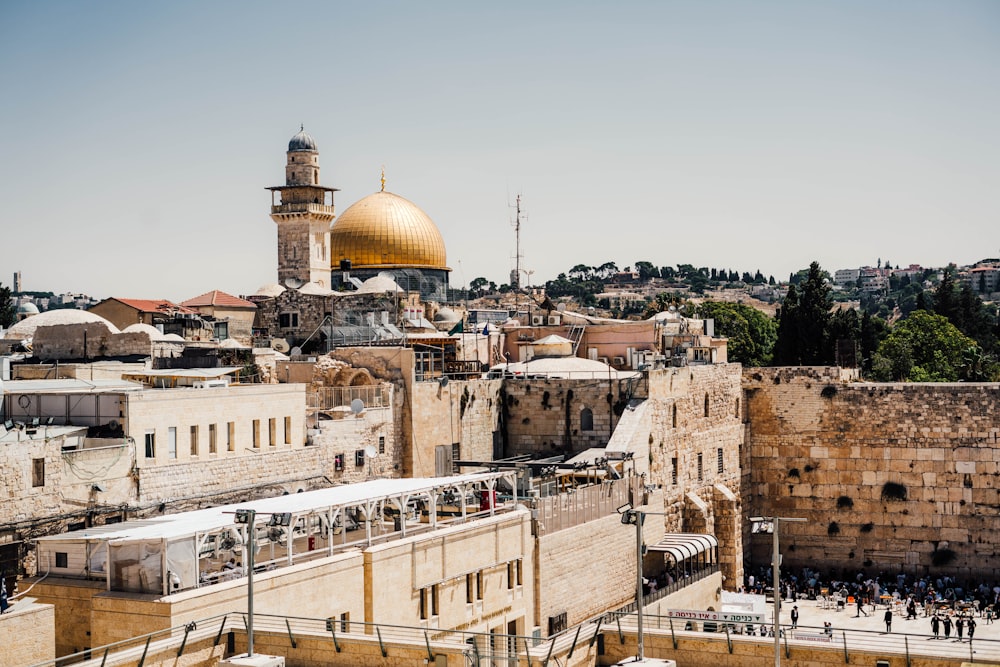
[311,384,392,410]
[532,476,643,535]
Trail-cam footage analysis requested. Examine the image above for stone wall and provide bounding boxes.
[409,378,502,477]
[0,600,55,666]
[503,376,626,459]
[535,490,665,634]
[645,364,746,589]
[744,367,1000,579]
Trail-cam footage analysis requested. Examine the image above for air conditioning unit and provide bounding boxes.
[547,315,561,325]
[612,356,625,366]
[531,315,544,326]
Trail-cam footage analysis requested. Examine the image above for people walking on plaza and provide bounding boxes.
[906,597,917,620]
[884,609,892,633]
[856,597,868,617]
[931,614,940,639]
[943,615,952,639]
[968,617,976,641]
[791,606,799,629]
[956,616,965,641]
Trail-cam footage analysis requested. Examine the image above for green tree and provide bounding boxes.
[634,261,659,281]
[0,282,14,328]
[772,284,800,365]
[696,301,777,366]
[871,311,983,381]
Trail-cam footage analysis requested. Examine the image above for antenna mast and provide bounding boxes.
[511,194,523,290]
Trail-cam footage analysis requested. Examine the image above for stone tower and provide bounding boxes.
[266,127,339,288]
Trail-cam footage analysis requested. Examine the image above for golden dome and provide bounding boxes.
[330,191,448,270]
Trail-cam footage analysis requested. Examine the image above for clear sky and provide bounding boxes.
[1,1,998,301]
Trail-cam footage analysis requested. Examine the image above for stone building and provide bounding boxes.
[179,290,257,346]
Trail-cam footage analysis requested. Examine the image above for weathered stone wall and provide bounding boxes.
[0,600,55,666]
[744,366,1000,579]
[503,377,625,459]
[535,490,665,633]
[409,378,502,477]
[645,364,746,589]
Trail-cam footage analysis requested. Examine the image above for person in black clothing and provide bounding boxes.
[956,616,965,641]
[943,615,952,639]
[791,606,799,629]
[884,609,892,633]
[931,614,940,639]
[856,597,868,617]
[968,617,977,641]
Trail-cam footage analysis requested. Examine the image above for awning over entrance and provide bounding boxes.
[646,533,718,563]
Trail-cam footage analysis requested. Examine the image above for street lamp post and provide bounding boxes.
[750,516,806,667]
[618,503,648,661]
[233,509,292,658]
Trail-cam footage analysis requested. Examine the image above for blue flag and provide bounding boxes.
[482,323,489,336]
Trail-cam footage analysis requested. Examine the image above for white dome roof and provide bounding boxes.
[122,323,167,340]
[354,273,403,294]
[16,303,39,315]
[162,333,185,342]
[4,309,119,340]
[255,283,286,297]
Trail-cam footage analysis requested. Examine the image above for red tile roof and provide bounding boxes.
[112,298,195,314]
[181,290,256,309]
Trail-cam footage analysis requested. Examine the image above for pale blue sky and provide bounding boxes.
[1,1,998,300]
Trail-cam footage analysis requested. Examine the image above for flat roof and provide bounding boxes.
[1,378,143,393]
[37,471,516,544]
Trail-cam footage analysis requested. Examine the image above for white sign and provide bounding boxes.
[664,609,766,624]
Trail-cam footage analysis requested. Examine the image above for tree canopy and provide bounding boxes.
[871,310,986,382]
[773,262,833,365]
[695,301,776,366]
[0,282,14,328]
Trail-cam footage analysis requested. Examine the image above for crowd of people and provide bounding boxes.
[741,565,998,639]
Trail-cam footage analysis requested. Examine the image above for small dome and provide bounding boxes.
[433,307,460,323]
[288,128,317,152]
[122,323,167,340]
[330,191,448,270]
[4,309,119,340]
[16,303,39,315]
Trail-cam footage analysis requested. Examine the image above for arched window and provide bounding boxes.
[580,407,594,432]
[704,393,710,418]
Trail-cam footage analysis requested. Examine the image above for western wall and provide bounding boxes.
[743,366,1000,579]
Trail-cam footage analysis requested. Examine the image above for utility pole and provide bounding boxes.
[751,516,806,667]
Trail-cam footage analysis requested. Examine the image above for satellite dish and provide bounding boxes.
[290,346,302,356]
[439,376,449,387]
[350,398,365,414]
[556,303,566,312]
[284,277,304,289]
[271,338,290,353]
[364,445,377,458]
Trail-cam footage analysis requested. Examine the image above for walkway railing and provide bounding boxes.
[532,475,644,535]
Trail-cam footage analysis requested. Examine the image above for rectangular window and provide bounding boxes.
[168,427,177,459]
[209,424,217,454]
[334,454,344,472]
[671,457,678,485]
[451,443,461,474]
[466,573,474,603]
[419,588,428,619]
[431,584,439,616]
[144,430,155,458]
[697,453,703,482]
[268,418,276,446]
[507,561,515,589]
[340,612,350,633]
[379,435,385,454]
[278,312,299,329]
[516,559,522,586]
[476,571,484,600]
[190,425,199,456]
[32,458,45,487]
[284,416,291,444]
[717,447,724,474]
[227,421,235,451]
[55,552,68,568]
[253,420,260,448]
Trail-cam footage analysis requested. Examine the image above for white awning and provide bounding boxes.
[646,533,718,562]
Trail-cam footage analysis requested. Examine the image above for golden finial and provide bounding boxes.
[380,165,386,192]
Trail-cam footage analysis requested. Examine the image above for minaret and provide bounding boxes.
[266,127,339,288]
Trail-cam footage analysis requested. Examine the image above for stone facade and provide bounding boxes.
[0,600,56,666]
[502,377,626,459]
[744,366,1000,579]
